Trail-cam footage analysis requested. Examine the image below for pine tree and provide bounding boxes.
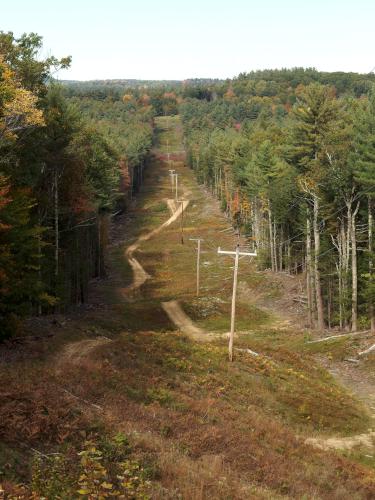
[0,180,44,338]
[352,88,375,332]
[290,84,339,330]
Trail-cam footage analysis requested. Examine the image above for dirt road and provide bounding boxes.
[123,199,189,295]
[161,300,210,341]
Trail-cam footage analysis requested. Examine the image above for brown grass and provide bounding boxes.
[0,116,374,498]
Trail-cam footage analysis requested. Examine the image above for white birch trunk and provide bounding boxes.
[369,197,374,334]
[351,202,360,332]
[313,194,325,331]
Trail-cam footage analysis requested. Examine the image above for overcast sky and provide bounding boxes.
[2,0,375,81]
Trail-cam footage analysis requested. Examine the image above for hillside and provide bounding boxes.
[1,116,374,498]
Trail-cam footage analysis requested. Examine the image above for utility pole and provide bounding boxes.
[218,244,257,361]
[168,169,175,197]
[175,172,178,201]
[189,238,204,296]
[178,199,184,244]
[166,138,171,168]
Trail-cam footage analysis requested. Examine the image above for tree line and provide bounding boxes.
[2,35,374,338]
[0,32,154,338]
[181,76,375,333]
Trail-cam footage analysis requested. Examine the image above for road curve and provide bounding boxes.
[124,199,189,294]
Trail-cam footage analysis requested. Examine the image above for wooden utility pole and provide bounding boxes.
[175,172,179,201]
[190,238,204,296]
[178,199,184,244]
[168,169,175,197]
[218,244,257,361]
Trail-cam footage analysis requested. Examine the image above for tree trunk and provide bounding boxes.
[369,197,374,334]
[306,215,314,328]
[336,262,343,330]
[279,226,283,272]
[332,223,345,330]
[268,208,274,271]
[37,227,42,315]
[287,241,291,274]
[328,278,332,329]
[273,222,278,271]
[129,166,133,200]
[342,217,350,330]
[54,167,59,285]
[313,194,325,331]
[97,215,101,278]
[351,202,360,332]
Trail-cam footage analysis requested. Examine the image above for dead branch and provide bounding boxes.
[358,343,375,357]
[307,330,370,344]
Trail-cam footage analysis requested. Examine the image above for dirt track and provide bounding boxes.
[123,199,189,295]
[161,300,211,341]
[305,431,375,451]
[123,194,220,343]
[61,118,375,455]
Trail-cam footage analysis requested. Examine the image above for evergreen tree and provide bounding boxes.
[351,88,375,332]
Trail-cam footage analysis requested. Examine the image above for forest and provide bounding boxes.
[181,71,375,334]
[1,28,375,499]
[0,32,153,338]
[57,66,375,335]
[1,31,374,338]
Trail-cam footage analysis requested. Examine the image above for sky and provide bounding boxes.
[2,0,375,81]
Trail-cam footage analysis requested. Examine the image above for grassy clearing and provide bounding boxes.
[2,326,374,498]
[137,121,271,334]
[1,115,374,498]
[302,336,357,360]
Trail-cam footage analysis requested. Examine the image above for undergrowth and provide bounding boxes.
[1,115,375,499]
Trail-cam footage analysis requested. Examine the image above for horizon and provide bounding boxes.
[59,66,375,84]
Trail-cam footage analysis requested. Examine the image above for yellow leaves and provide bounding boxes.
[77,488,91,495]
[4,86,44,126]
[224,86,236,101]
[38,292,59,306]
[297,175,317,195]
[0,57,44,140]
[101,482,113,490]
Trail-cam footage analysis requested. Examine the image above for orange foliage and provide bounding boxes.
[224,86,236,100]
[119,158,131,193]
[139,94,150,106]
[163,92,177,100]
[231,190,240,215]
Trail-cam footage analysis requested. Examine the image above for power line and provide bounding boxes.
[217,244,257,362]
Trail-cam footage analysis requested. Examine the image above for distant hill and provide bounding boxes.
[60,78,224,89]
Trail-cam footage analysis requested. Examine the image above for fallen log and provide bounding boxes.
[307,330,370,344]
[235,347,259,357]
[358,343,375,357]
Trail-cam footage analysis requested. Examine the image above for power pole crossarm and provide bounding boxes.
[218,247,257,257]
[217,245,257,361]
